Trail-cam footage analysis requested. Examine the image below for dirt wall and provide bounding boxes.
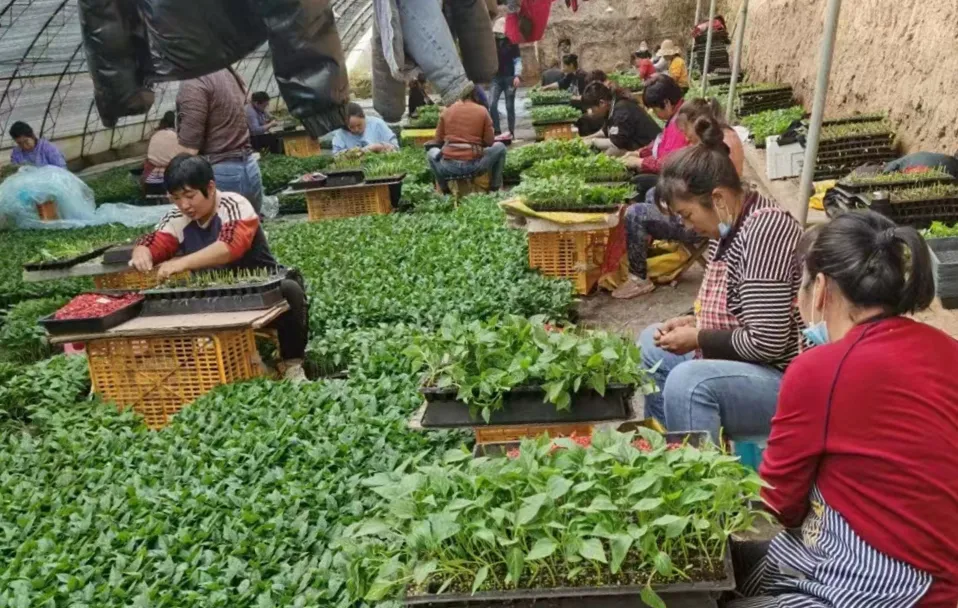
[535,0,698,75]
[732,0,958,153]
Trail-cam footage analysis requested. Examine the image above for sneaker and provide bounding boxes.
[495,132,513,143]
[612,276,656,300]
[282,360,308,384]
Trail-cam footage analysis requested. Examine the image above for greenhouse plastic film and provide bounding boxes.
[0,166,171,230]
[78,0,155,127]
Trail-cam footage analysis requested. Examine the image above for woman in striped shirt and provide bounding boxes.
[637,115,803,441]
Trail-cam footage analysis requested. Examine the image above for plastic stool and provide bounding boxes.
[733,436,768,470]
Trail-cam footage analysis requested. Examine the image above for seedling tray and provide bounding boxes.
[319,169,365,188]
[927,237,958,306]
[419,384,633,427]
[102,243,136,265]
[39,298,143,336]
[405,544,732,608]
[365,173,407,184]
[527,204,623,214]
[836,173,956,194]
[141,276,285,316]
[878,195,958,228]
[474,431,710,457]
[823,115,886,126]
[288,174,329,191]
[23,243,116,271]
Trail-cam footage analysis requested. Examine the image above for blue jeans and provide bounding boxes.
[212,155,264,214]
[489,75,517,135]
[399,0,471,105]
[427,142,507,191]
[638,324,783,441]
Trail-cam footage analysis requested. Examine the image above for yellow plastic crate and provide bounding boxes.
[93,269,188,291]
[475,422,594,445]
[87,329,261,429]
[306,183,392,221]
[528,228,610,295]
[449,173,491,198]
[282,132,321,158]
[534,122,575,141]
[402,128,437,148]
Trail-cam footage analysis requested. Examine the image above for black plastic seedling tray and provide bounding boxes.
[927,237,958,308]
[473,431,710,457]
[288,173,328,191]
[405,544,733,608]
[365,173,407,184]
[419,384,634,428]
[23,243,116,272]
[39,298,143,336]
[141,276,285,316]
[823,115,887,126]
[322,169,365,188]
[836,173,955,194]
[102,243,136,265]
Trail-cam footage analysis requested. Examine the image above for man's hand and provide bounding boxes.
[513,77,521,89]
[156,257,189,281]
[381,143,397,152]
[655,325,700,355]
[130,246,154,272]
[266,120,278,131]
[365,143,386,153]
[656,315,696,338]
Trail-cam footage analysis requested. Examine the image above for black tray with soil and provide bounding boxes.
[101,243,137,265]
[474,430,710,458]
[419,384,634,427]
[869,194,958,229]
[39,298,143,336]
[405,544,733,608]
[23,243,116,272]
[322,169,365,188]
[141,275,286,316]
[365,172,407,184]
[836,173,956,195]
[288,172,328,191]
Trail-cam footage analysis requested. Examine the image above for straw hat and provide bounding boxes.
[657,39,681,58]
[493,16,506,35]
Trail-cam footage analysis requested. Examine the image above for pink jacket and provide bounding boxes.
[639,100,689,174]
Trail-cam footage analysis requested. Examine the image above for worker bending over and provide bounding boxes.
[131,154,309,383]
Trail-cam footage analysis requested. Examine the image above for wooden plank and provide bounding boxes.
[23,258,131,283]
[48,303,289,344]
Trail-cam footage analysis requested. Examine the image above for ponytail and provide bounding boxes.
[658,115,741,209]
[802,211,935,315]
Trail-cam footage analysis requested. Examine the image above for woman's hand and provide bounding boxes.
[156,257,188,281]
[655,326,700,355]
[657,315,696,336]
[130,246,154,272]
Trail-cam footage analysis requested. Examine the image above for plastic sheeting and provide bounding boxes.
[78,0,349,136]
[0,166,172,230]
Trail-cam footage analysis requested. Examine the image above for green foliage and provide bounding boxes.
[408,105,443,129]
[268,196,574,334]
[739,106,804,147]
[326,149,366,170]
[820,120,893,142]
[157,267,274,289]
[924,221,958,239]
[0,297,69,365]
[608,71,644,91]
[840,168,952,187]
[399,182,453,213]
[259,153,333,194]
[524,154,629,182]
[890,183,958,203]
[27,238,117,264]
[338,429,769,603]
[83,167,142,205]
[513,176,634,211]
[363,148,432,183]
[0,354,90,426]
[0,163,19,185]
[530,105,583,125]
[405,315,652,419]
[504,138,594,181]
[528,88,573,106]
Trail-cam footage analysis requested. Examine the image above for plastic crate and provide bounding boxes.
[528,228,609,295]
[93,269,189,291]
[449,173,491,198]
[402,128,437,148]
[282,133,321,158]
[534,122,575,141]
[927,237,958,308]
[474,422,594,445]
[87,328,261,429]
[305,183,392,221]
[36,200,58,220]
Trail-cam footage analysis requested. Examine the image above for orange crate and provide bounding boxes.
[528,228,610,295]
[306,183,392,221]
[93,269,188,290]
[36,200,58,220]
[450,173,491,198]
[282,133,321,158]
[475,422,594,444]
[535,122,574,141]
[87,329,261,429]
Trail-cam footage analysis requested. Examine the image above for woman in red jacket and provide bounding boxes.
[730,211,958,608]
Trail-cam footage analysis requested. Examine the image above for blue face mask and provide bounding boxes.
[801,284,829,346]
[717,207,732,239]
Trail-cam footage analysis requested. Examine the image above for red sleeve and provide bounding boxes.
[638,144,653,158]
[759,351,829,527]
[136,230,179,264]
[218,218,258,261]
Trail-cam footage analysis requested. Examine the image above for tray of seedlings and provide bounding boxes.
[407,315,654,427]
[513,176,634,213]
[140,268,286,316]
[865,183,958,228]
[363,157,409,184]
[473,430,710,457]
[407,105,442,129]
[287,171,329,191]
[23,240,117,272]
[530,105,583,127]
[39,292,144,336]
[523,155,630,184]
[503,139,593,184]
[822,113,887,127]
[826,168,956,215]
[924,228,958,309]
[528,87,573,107]
[738,106,805,148]
[736,84,794,116]
[339,427,766,608]
[608,72,644,93]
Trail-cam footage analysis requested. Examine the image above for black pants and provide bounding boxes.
[270,268,309,360]
[631,173,660,201]
[251,133,283,155]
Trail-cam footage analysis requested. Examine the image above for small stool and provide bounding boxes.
[449,173,491,201]
[653,241,709,285]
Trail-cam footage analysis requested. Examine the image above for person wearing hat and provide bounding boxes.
[489,16,523,142]
[657,40,689,89]
[632,42,656,81]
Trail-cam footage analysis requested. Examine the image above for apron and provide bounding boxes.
[728,487,932,608]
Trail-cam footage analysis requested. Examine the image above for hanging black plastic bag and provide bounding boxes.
[78,0,155,127]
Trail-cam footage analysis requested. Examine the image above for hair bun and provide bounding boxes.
[693,116,727,151]
[876,227,897,249]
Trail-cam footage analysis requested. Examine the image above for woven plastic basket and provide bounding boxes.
[87,329,261,429]
[527,228,609,295]
[402,128,437,148]
[306,183,392,221]
[534,122,575,141]
[475,422,594,445]
[282,133,321,158]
